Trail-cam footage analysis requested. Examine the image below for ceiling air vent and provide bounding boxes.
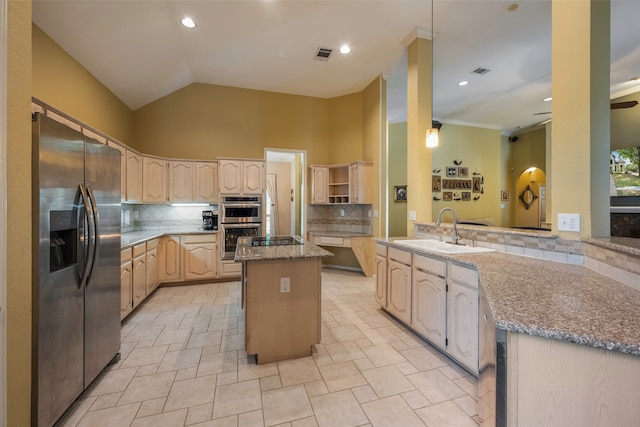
[314,47,333,61]
[471,67,491,75]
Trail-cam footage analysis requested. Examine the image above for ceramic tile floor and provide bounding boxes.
[58,269,479,427]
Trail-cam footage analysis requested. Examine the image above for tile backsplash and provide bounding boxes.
[307,204,372,234]
[122,204,216,232]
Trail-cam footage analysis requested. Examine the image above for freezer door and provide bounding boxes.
[33,114,85,427]
[84,136,122,386]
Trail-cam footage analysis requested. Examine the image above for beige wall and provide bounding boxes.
[133,83,333,165]
[328,92,363,164]
[32,25,134,144]
[8,2,32,426]
[508,128,546,226]
[362,76,384,238]
[388,122,407,237]
[431,124,502,226]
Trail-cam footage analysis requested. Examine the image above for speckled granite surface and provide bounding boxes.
[121,229,217,248]
[307,231,373,238]
[376,238,640,357]
[235,239,333,262]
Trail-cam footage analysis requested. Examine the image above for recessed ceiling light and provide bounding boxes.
[181,17,196,29]
[544,97,552,102]
[339,44,351,54]
[458,80,469,86]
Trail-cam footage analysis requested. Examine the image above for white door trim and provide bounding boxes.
[0,1,8,425]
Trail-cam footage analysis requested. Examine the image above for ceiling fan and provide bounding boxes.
[534,100,638,116]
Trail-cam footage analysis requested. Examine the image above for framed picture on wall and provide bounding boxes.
[501,190,509,201]
[443,191,453,201]
[394,185,407,202]
[446,167,457,177]
[432,175,441,192]
[458,167,469,178]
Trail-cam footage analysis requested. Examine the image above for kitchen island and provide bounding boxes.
[235,236,333,364]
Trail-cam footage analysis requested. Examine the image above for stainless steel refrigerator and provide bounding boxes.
[32,113,121,427]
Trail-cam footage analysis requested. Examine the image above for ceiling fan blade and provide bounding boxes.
[533,112,551,115]
[611,100,639,109]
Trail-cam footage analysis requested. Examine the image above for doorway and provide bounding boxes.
[515,167,547,229]
[264,149,306,238]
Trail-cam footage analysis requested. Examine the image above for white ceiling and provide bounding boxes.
[33,0,640,137]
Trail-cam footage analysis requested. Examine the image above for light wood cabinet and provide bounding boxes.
[168,161,193,202]
[158,235,182,282]
[183,235,217,280]
[132,243,147,308]
[120,249,133,320]
[146,239,158,295]
[446,264,478,372]
[310,161,372,204]
[375,244,387,306]
[349,161,373,204]
[142,156,168,203]
[107,141,126,200]
[126,150,143,202]
[412,265,447,350]
[386,248,412,324]
[219,159,264,195]
[218,259,242,278]
[311,166,328,204]
[194,161,218,203]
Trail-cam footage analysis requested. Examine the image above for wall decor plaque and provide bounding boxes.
[443,179,472,190]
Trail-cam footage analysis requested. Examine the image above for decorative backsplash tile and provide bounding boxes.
[122,204,215,231]
[307,205,372,234]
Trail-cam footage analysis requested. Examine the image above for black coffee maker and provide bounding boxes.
[202,210,217,231]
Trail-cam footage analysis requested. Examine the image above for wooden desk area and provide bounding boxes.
[308,232,375,277]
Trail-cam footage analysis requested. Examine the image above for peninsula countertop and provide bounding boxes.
[235,237,333,262]
[375,237,640,357]
[121,229,217,248]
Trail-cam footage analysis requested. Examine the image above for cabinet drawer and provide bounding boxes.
[121,248,132,263]
[449,263,479,288]
[132,243,146,258]
[388,247,412,266]
[182,234,217,244]
[376,244,387,257]
[316,235,350,247]
[413,254,446,277]
[146,238,158,251]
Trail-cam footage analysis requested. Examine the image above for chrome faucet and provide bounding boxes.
[435,207,460,245]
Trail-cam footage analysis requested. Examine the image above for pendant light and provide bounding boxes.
[426,0,439,148]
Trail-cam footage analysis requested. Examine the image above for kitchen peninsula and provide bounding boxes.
[235,236,333,364]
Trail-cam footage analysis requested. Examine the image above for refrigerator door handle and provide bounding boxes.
[85,185,100,284]
[79,182,96,288]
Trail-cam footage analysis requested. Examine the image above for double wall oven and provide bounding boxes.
[220,196,263,259]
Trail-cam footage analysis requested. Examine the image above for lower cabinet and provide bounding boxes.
[120,248,133,320]
[218,259,242,278]
[183,235,217,280]
[158,235,182,283]
[132,243,147,309]
[146,239,159,295]
[376,243,479,374]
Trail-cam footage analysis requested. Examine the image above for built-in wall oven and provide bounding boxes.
[220,196,263,259]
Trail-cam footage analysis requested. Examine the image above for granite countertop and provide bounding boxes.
[584,236,640,257]
[375,238,640,357]
[235,238,333,262]
[121,229,218,248]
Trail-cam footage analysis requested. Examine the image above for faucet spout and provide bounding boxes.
[435,207,460,245]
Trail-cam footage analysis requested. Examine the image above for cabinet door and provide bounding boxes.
[412,269,447,350]
[375,254,387,307]
[158,236,182,282]
[447,281,479,373]
[183,241,217,280]
[146,247,158,295]
[195,162,218,203]
[168,161,193,202]
[219,160,242,195]
[142,157,168,202]
[243,160,264,195]
[126,150,143,202]
[349,161,372,204]
[132,254,147,308]
[387,259,411,324]
[311,166,328,204]
[120,261,133,320]
[108,141,126,200]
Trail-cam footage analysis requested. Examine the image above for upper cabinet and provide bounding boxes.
[219,159,264,196]
[126,150,143,203]
[142,156,168,203]
[107,141,127,200]
[194,162,218,203]
[310,161,372,204]
[168,161,193,202]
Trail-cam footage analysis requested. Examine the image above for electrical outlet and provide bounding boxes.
[409,211,417,221]
[374,210,379,218]
[558,213,580,232]
[280,277,290,293]
[340,209,345,217]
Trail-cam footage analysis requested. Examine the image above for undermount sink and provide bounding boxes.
[393,239,495,254]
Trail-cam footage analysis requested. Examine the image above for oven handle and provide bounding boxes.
[221,203,262,208]
[222,223,263,229]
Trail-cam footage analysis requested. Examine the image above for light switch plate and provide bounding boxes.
[280,277,290,293]
[558,213,580,232]
[409,211,417,221]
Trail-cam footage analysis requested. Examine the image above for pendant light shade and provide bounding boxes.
[426,128,439,148]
